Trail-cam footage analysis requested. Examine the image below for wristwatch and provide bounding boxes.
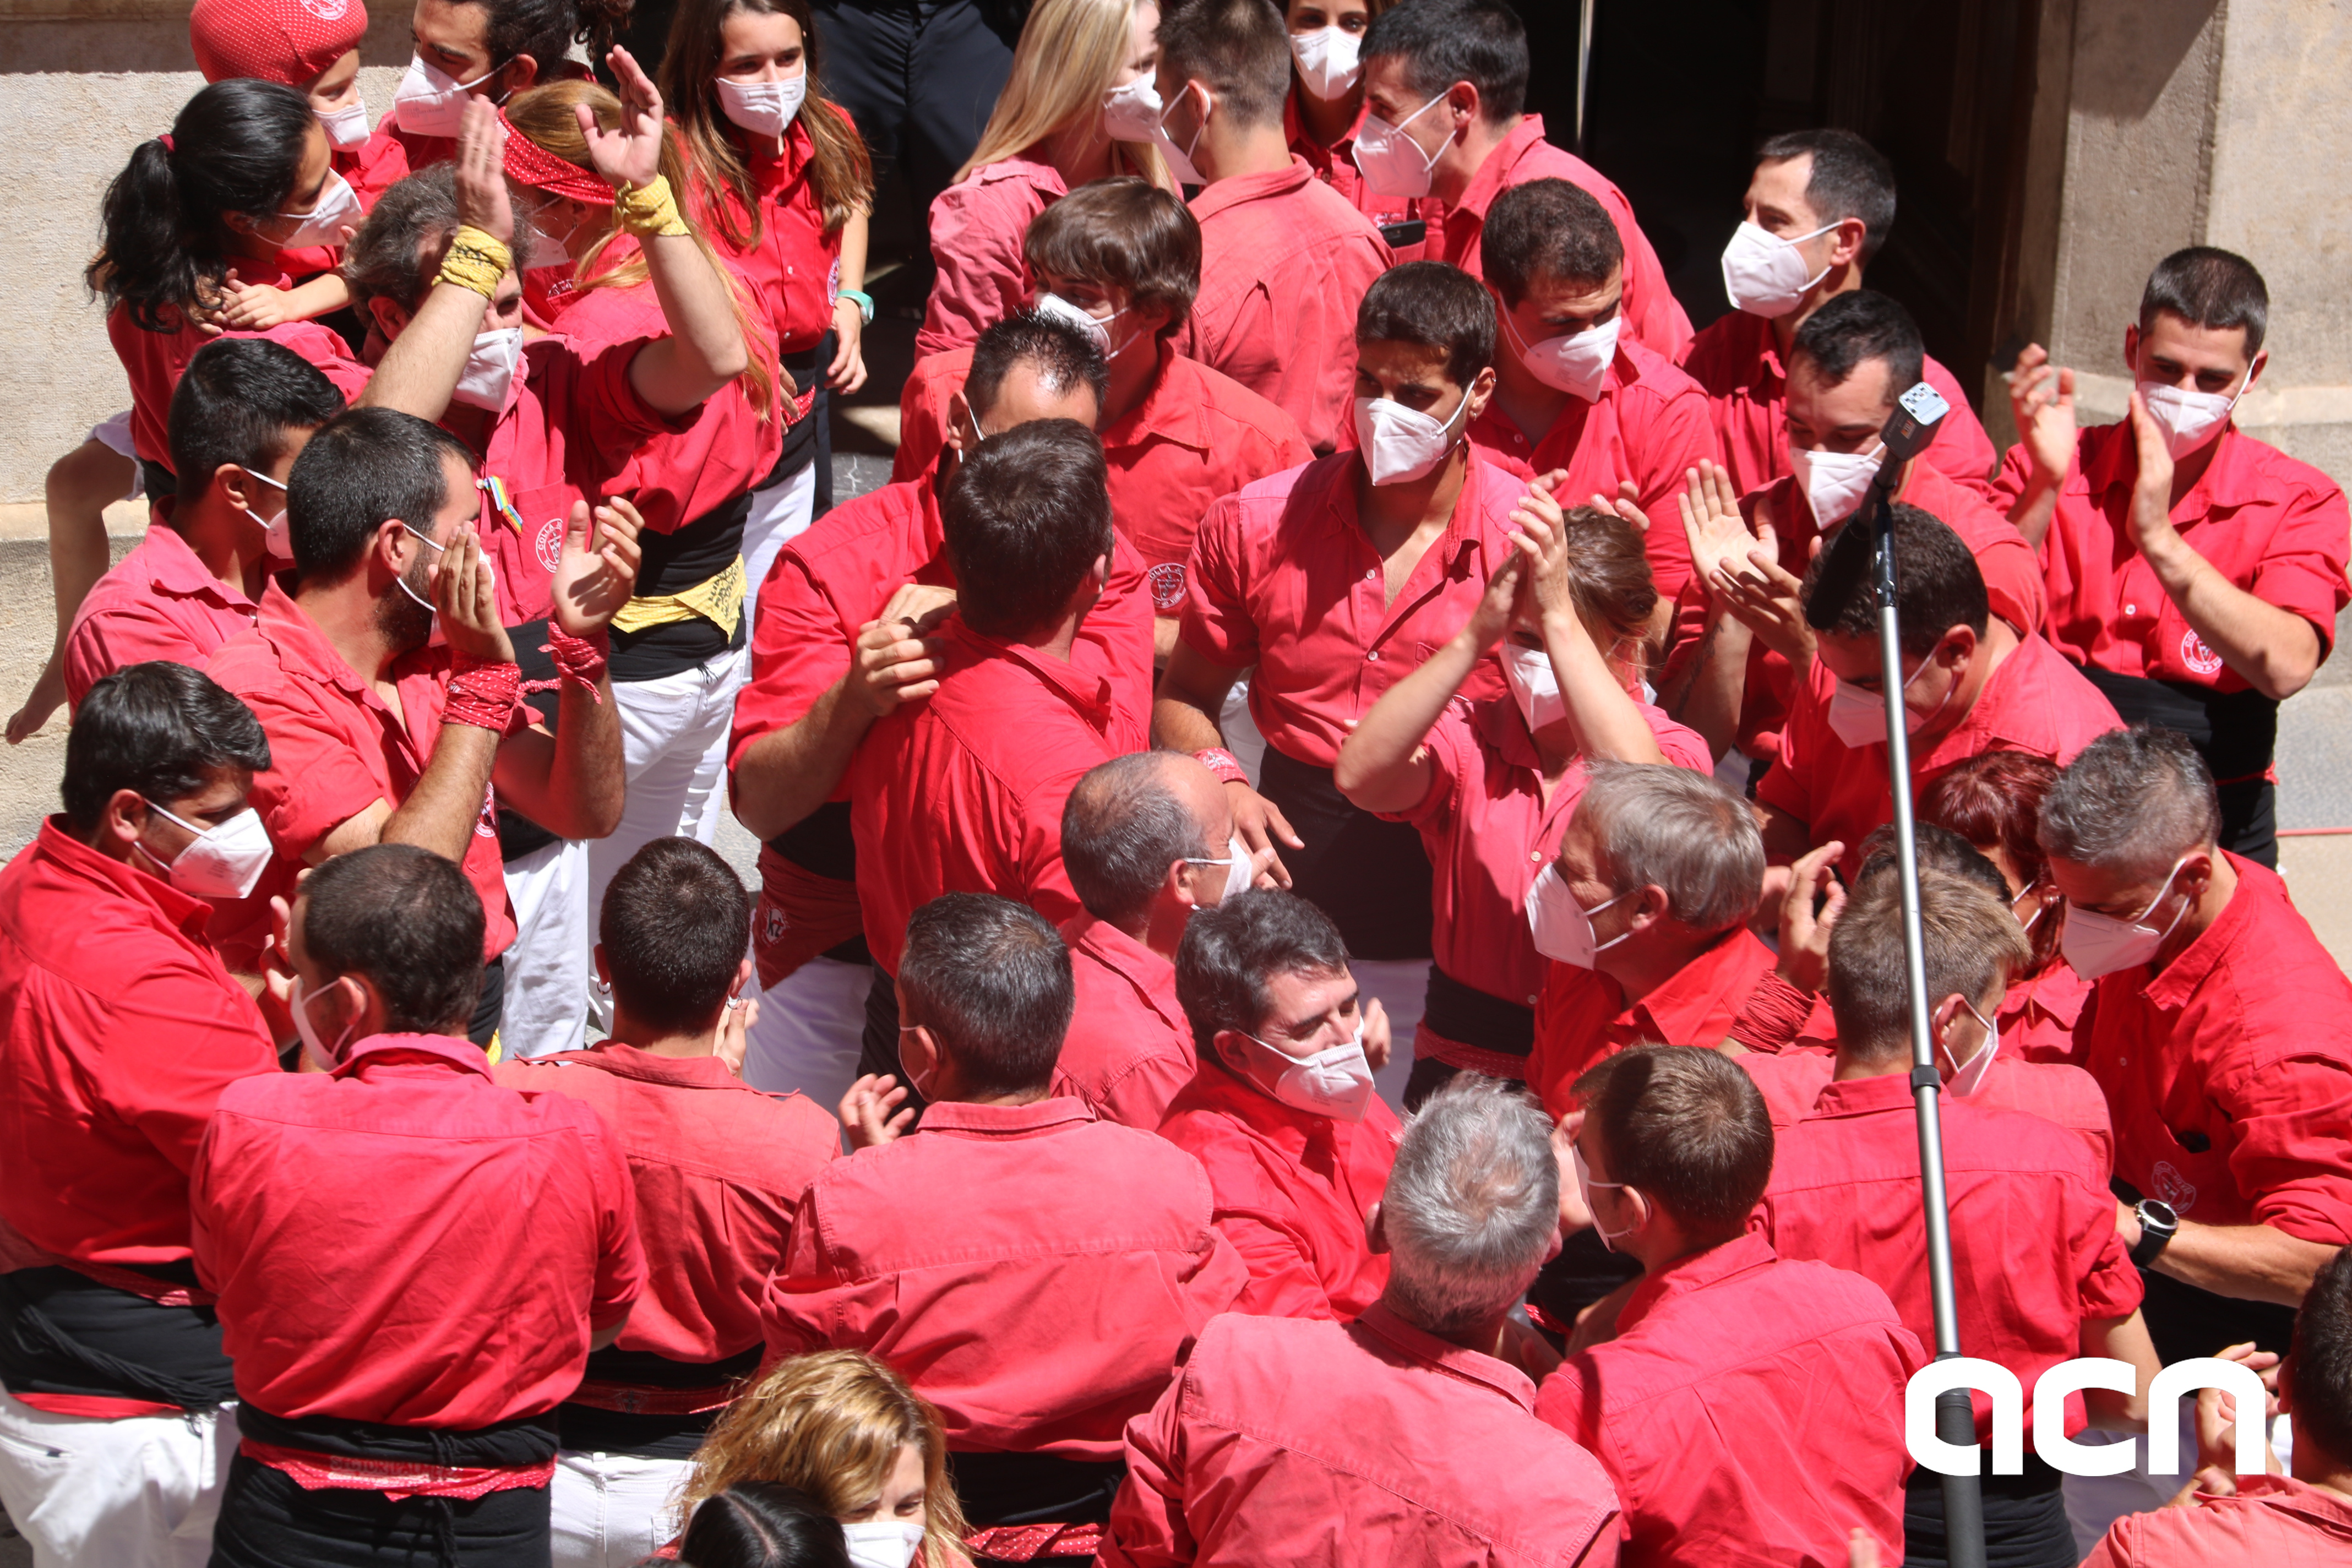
[837,287,875,325]
[2130,1199,2179,1267]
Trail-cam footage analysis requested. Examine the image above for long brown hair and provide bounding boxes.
[504,79,778,419]
[1560,505,1659,686]
[660,0,873,247]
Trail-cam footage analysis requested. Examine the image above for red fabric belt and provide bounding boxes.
[1414,1028,1532,1082]
[567,1380,736,1415]
[240,1439,555,1501]
[966,1523,1104,1562]
[10,1391,184,1420]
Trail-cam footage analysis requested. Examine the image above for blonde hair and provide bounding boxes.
[504,80,777,420]
[680,1352,972,1568]
[955,0,1170,188]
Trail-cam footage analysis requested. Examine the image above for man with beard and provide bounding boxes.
[205,407,637,1044]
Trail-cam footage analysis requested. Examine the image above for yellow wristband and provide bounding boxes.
[612,175,690,239]
[435,225,512,300]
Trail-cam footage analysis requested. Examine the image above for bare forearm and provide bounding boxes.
[539,677,625,839]
[2155,1219,2338,1306]
[1759,803,1814,865]
[732,680,875,841]
[632,232,749,412]
[2007,472,2062,551]
[285,273,352,319]
[382,723,502,862]
[837,209,869,293]
[1546,612,1661,764]
[2143,533,2323,699]
[359,281,486,419]
[1664,608,1752,761]
[1334,634,1475,803]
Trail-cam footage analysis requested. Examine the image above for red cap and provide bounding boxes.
[501,116,618,208]
[189,0,369,87]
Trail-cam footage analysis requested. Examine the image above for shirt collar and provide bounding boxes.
[914,1096,1098,1136]
[1618,1231,1779,1332]
[1188,156,1315,224]
[1473,694,1543,770]
[1352,1301,1537,1410]
[1068,911,1177,992]
[253,578,380,706]
[1629,926,1776,1042]
[534,1041,747,1091]
[2225,1474,2352,1534]
[137,522,256,607]
[1916,633,2062,772]
[336,1032,494,1079]
[941,617,1117,728]
[2082,421,2266,516]
[2140,850,2264,1009]
[1102,342,1212,454]
[748,117,816,193]
[33,816,214,941]
[1456,115,1551,220]
[1324,450,1501,576]
[1804,1068,1918,1120]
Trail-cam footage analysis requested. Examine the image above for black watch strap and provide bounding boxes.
[2130,1199,2178,1267]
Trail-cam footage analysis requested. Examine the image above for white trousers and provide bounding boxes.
[548,1450,690,1568]
[590,643,752,943]
[0,1392,236,1568]
[500,837,592,1059]
[743,954,872,1117]
[741,460,818,628]
[1218,678,1268,787]
[1349,957,1427,1114]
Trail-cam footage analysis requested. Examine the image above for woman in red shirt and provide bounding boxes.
[660,0,873,613]
[1279,0,1423,253]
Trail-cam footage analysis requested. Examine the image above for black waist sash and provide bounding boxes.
[556,1343,760,1458]
[1255,745,1433,961]
[1420,964,1535,1055]
[2075,663,2277,781]
[0,1264,235,1410]
[238,1403,559,1471]
[946,1451,1126,1528]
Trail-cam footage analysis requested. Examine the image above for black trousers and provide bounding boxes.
[1899,1457,2074,1568]
[812,0,1024,221]
[469,954,505,1049]
[208,1453,550,1568]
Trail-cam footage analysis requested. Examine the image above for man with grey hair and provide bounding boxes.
[1052,752,1261,1128]
[2040,725,2352,1368]
[1101,1075,1623,1567]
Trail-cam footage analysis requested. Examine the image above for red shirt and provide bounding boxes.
[62,521,259,708]
[1528,927,1776,1117]
[1677,309,1998,500]
[2077,853,2352,1242]
[1756,633,2122,879]
[1386,695,1713,1015]
[763,1097,1248,1461]
[1439,116,1691,361]
[891,341,1315,600]
[0,820,276,1271]
[205,580,517,970]
[1537,1233,1922,1568]
[190,1033,645,1427]
[2003,960,2093,1068]
[1759,1072,2141,1436]
[1172,158,1393,454]
[1050,913,1194,1130]
[684,119,848,356]
[491,1044,836,1367]
[1180,452,1520,766]
[107,282,371,468]
[2000,422,2351,689]
[379,116,454,180]
[1283,94,1425,253]
[1104,1305,1623,1568]
[1155,1065,1399,1321]
[916,156,1065,360]
[2081,1474,2352,1567]
[1659,458,2046,765]
[1466,339,1717,602]
[845,618,1134,978]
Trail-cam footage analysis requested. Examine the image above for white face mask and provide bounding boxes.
[1182,832,1255,905]
[1233,1021,1375,1123]
[1033,291,1136,362]
[1101,74,1163,144]
[316,99,373,150]
[1941,998,2000,1097]
[239,466,291,558]
[2062,856,2195,982]
[135,799,274,900]
[1502,640,1565,731]
[291,975,356,1072]
[1823,654,1936,749]
[714,73,806,140]
[273,170,364,251]
[1524,862,1630,968]
[1719,219,1837,318]
[393,53,499,139]
[2137,371,2255,461]
[451,326,525,413]
[1571,1143,1643,1253]
[394,520,447,618]
[841,1522,924,1568]
[1353,93,1454,198]
[1353,390,1469,486]
[1788,440,1885,529]
[521,224,574,271]
[1155,82,1208,186]
[1289,26,1362,101]
[1502,308,1619,402]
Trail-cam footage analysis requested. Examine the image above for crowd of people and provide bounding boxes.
[3,0,2350,1564]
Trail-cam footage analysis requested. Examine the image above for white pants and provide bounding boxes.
[500,837,592,1059]
[0,1392,236,1568]
[743,954,872,1116]
[590,644,753,955]
[548,1450,690,1568]
[741,460,818,628]
[1349,957,1427,1114]
[89,411,145,499]
[1218,678,1268,787]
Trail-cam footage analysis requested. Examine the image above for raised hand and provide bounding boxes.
[1589,477,1649,533]
[846,584,957,718]
[2005,343,2077,486]
[1679,462,1752,589]
[1462,546,1528,655]
[586,46,667,190]
[1774,841,1847,995]
[839,1072,914,1149]
[453,97,515,246]
[1713,512,1814,665]
[551,496,645,635]
[434,525,515,662]
[2124,389,2180,556]
[1228,781,1300,890]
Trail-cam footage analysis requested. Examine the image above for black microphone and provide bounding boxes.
[1860,380,1951,514]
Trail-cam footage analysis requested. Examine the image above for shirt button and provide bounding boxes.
[1527,994,1539,1005]
[1529,851,1543,863]
[2125,603,2137,615]
[1366,650,1381,662]
[1365,569,1378,580]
